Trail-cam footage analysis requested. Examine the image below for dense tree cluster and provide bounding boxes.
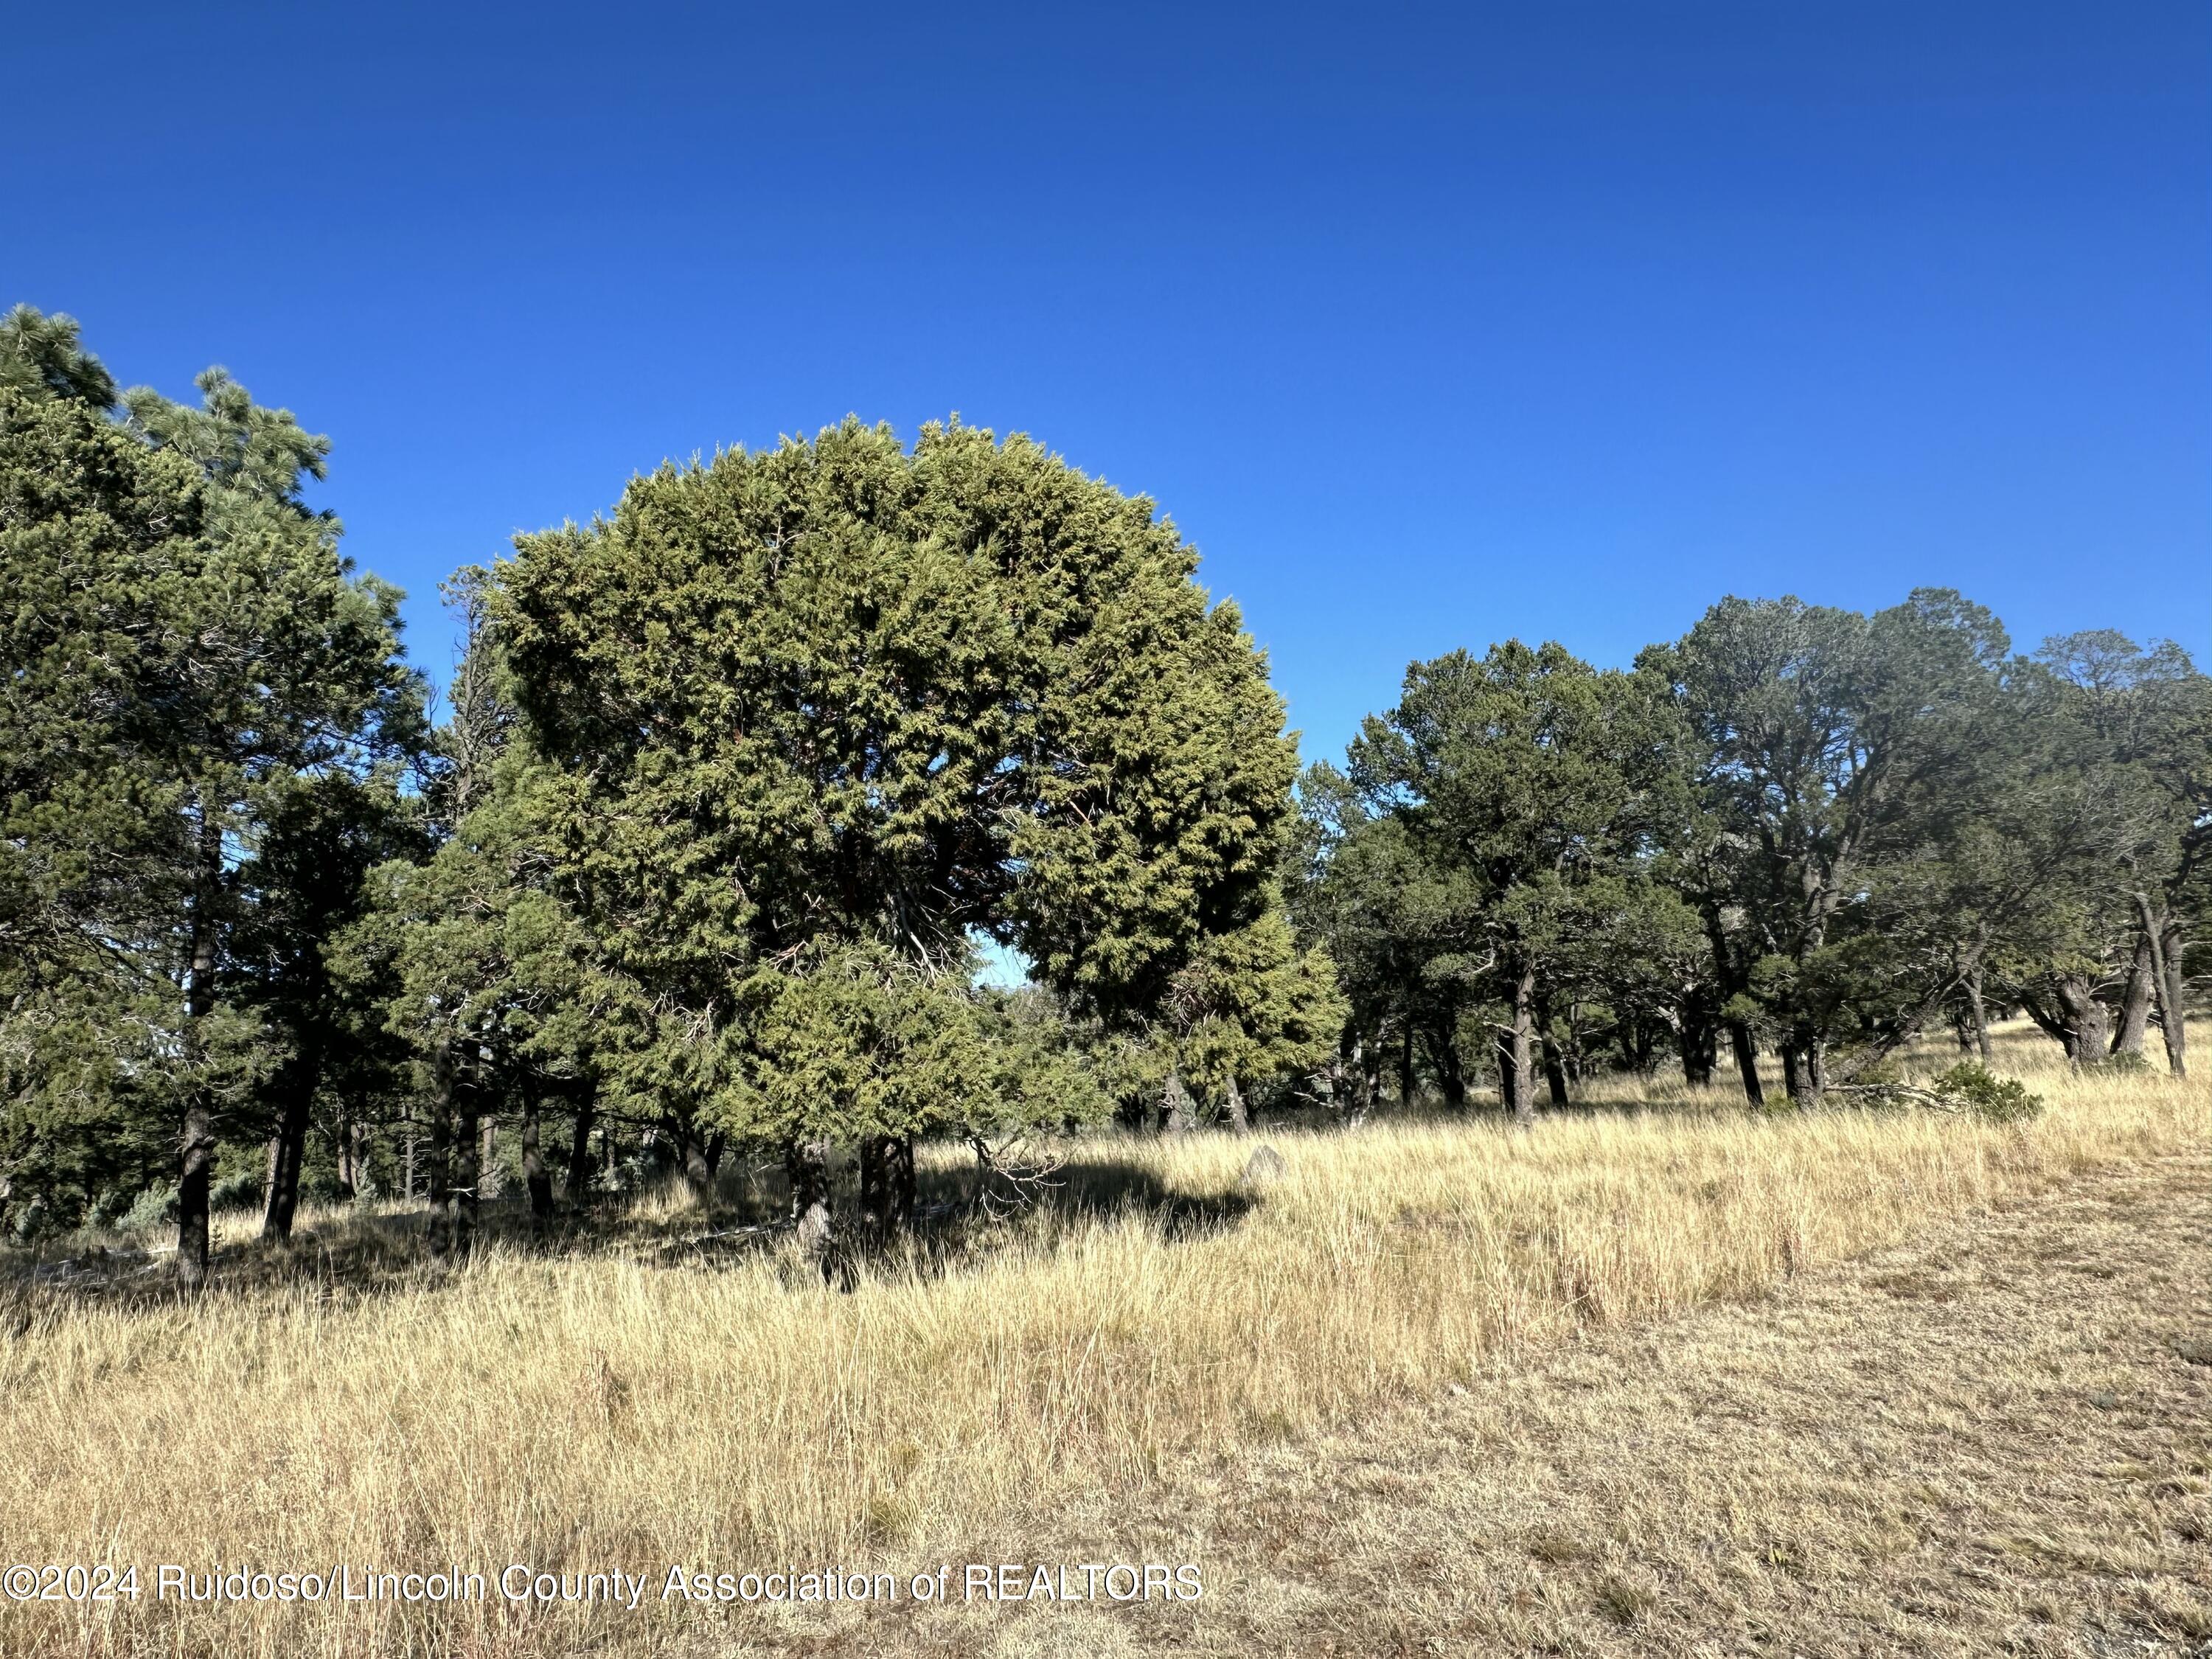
[1,307,2202,1279]
[1295,596,2208,1115]
[0,310,1338,1273]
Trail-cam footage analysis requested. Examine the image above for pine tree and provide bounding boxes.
[0,310,201,1234]
[116,359,419,1281]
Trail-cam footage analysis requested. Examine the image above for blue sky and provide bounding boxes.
[7,1,2205,765]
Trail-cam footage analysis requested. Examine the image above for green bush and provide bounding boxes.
[210,1171,262,1214]
[1931,1062,2042,1124]
[119,1184,177,1233]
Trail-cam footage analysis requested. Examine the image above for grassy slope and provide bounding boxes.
[0,1026,2202,1657]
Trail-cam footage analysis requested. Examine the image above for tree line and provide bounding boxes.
[2,306,2203,1282]
[1292,600,2207,1120]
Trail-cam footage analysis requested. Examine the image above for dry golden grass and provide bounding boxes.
[0,1024,2201,1657]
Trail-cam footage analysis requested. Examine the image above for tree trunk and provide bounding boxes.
[670,1113,714,1203]
[786,1137,833,1256]
[2157,913,2188,1078]
[260,1041,320,1243]
[1728,1020,1764,1107]
[335,1110,356,1200]
[2133,893,2189,1079]
[1161,1066,1196,1135]
[1507,964,1536,1127]
[563,1077,595,1203]
[476,1116,501,1200]
[1677,1001,1716,1087]
[2112,933,2155,1057]
[1433,1023,1468,1107]
[2048,973,2110,1065]
[1535,991,1569,1107]
[1397,1020,1416,1107]
[521,1093,553,1237]
[858,1134,915,1242]
[426,1050,456,1258]
[175,797,222,1290]
[402,1113,417,1203]
[1783,1028,1824,1110]
[1964,966,1992,1064]
[1224,1074,1249,1133]
[451,1068,481,1259]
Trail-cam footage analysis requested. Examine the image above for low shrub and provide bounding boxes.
[1931,1062,2042,1124]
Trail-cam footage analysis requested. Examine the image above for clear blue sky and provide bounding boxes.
[7,1,2205,765]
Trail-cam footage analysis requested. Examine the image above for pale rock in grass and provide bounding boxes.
[1240,1145,1288,1190]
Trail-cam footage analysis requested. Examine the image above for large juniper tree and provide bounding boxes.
[493,420,1301,1227]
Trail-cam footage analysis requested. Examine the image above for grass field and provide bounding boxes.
[0,1024,2202,1657]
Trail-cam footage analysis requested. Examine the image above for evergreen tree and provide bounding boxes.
[1343,641,1686,1123]
[0,310,201,1234]
[493,420,1301,1231]
[117,362,419,1282]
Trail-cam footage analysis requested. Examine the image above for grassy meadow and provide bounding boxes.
[0,1023,2202,1657]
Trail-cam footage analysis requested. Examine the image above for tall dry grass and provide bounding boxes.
[0,1025,2201,1656]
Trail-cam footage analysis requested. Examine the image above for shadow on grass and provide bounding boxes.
[0,1150,1260,1313]
[656,1154,1258,1292]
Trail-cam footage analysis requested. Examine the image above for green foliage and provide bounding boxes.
[8,293,2205,1245]
[1930,1062,2043,1123]
[0,307,420,1242]
[493,420,1302,1150]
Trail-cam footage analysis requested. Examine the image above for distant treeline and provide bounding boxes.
[2,307,2204,1280]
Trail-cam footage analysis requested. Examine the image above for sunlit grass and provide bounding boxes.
[0,1023,2200,1656]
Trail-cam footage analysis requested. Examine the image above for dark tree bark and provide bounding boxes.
[521,1093,553,1237]
[1397,1020,1416,1107]
[669,1113,714,1204]
[563,1076,595,1203]
[1439,1025,1468,1107]
[1677,1001,1717,1087]
[426,1049,456,1259]
[858,1134,915,1242]
[260,1040,320,1242]
[1224,1074,1250,1133]
[450,1067,481,1259]
[786,1137,832,1242]
[1782,1026,1826,1110]
[1728,1020,1764,1107]
[1534,991,1570,1107]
